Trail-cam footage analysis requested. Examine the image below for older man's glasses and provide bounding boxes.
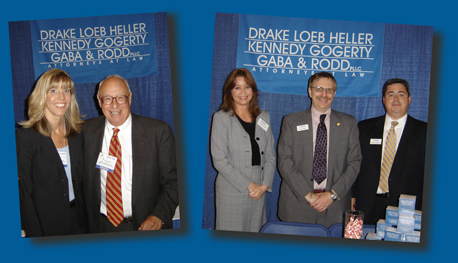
[310,86,335,94]
[100,95,129,105]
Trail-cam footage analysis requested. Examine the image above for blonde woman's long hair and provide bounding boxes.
[19,69,83,137]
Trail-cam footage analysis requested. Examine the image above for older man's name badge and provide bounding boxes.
[96,152,117,173]
[297,124,309,132]
[370,138,382,145]
[257,118,269,132]
[58,151,68,167]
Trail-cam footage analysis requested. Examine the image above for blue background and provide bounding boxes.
[0,0,450,262]
[203,13,432,229]
[236,14,386,97]
[10,12,174,135]
[29,13,158,83]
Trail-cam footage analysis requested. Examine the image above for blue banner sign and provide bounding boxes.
[30,13,157,83]
[236,14,384,97]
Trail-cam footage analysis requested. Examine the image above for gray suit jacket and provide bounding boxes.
[211,109,276,193]
[277,108,361,227]
[83,114,179,232]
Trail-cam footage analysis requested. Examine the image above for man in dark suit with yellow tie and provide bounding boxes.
[82,75,179,233]
[352,78,427,225]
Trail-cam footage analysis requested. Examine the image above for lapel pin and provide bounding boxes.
[337,123,341,126]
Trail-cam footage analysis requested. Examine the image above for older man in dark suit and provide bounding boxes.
[83,75,179,233]
[352,78,427,225]
[277,72,362,228]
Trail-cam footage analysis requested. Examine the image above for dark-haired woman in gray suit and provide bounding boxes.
[210,68,276,232]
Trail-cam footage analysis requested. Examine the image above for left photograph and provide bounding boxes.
[9,12,180,237]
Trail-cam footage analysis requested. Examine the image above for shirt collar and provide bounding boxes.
[311,106,331,121]
[384,113,407,128]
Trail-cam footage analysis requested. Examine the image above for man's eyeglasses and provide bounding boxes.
[310,86,336,94]
[100,95,129,105]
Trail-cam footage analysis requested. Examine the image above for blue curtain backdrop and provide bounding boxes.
[9,12,174,131]
[202,13,432,230]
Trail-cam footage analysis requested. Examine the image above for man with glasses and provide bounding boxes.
[277,72,361,227]
[82,75,179,233]
[351,78,427,225]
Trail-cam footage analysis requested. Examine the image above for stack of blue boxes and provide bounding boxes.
[366,194,421,242]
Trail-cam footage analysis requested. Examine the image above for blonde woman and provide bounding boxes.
[210,68,276,232]
[16,69,86,237]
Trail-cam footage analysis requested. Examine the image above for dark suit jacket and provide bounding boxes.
[16,127,86,237]
[352,115,427,224]
[82,114,179,232]
[277,108,362,227]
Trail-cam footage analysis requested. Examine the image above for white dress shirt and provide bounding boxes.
[100,114,133,217]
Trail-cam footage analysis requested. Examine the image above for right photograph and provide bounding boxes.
[203,13,432,243]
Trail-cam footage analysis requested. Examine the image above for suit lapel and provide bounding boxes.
[328,110,342,182]
[300,110,314,175]
[131,114,145,205]
[91,117,106,201]
[392,115,414,171]
[230,110,249,139]
[371,116,385,172]
[44,136,67,180]
[254,112,264,149]
[68,135,81,187]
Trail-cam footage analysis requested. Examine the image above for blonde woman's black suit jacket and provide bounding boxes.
[16,128,86,237]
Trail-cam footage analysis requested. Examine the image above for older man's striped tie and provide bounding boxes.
[106,128,123,226]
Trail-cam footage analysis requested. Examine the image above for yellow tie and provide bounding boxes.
[379,121,399,193]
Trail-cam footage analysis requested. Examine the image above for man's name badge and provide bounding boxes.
[257,118,269,131]
[370,138,382,145]
[297,124,309,131]
[58,151,68,167]
[96,152,117,173]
